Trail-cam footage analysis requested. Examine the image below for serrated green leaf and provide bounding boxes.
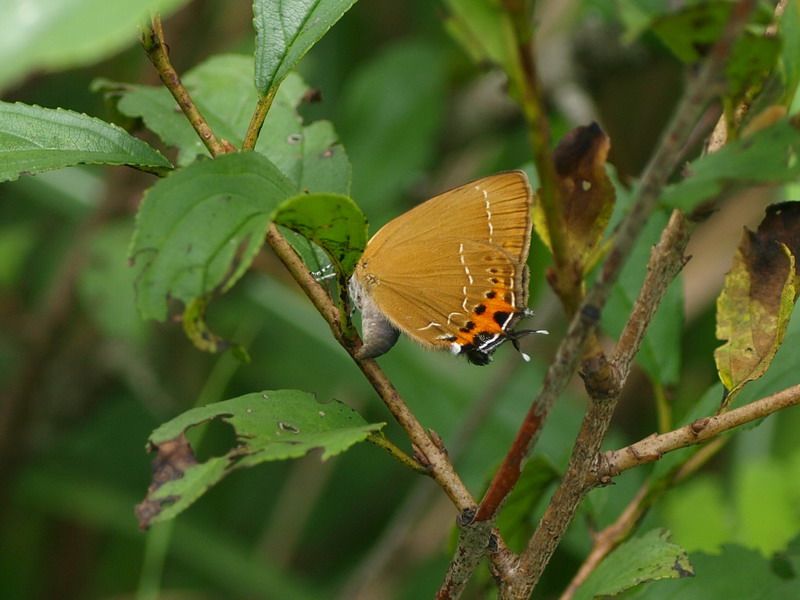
[111,56,351,193]
[661,119,800,211]
[274,193,367,278]
[632,543,800,599]
[0,0,189,91]
[0,102,172,182]
[104,82,204,165]
[129,151,295,321]
[135,390,385,527]
[574,529,693,600]
[253,0,359,95]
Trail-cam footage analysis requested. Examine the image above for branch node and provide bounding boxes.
[458,506,478,527]
[429,428,448,455]
[691,417,711,435]
[580,351,622,399]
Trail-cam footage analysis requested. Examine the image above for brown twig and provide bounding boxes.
[560,379,795,600]
[611,211,691,375]
[139,13,479,533]
[265,224,479,510]
[558,484,650,600]
[497,5,760,594]
[601,383,800,477]
[341,355,532,599]
[141,14,228,157]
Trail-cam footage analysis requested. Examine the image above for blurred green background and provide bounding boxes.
[3,1,800,599]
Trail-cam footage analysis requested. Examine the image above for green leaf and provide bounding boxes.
[574,529,693,600]
[725,34,781,103]
[274,193,367,278]
[0,0,189,91]
[129,151,295,321]
[110,56,351,193]
[650,3,732,63]
[288,120,351,195]
[604,210,684,385]
[0,102,172,182]
[661,119,800,211]
[779,0,800,104]
[632,543,800,599]
[103,81,204,166]
[441,0,519,75]
[135,390,385,527]
[253,0,359,95]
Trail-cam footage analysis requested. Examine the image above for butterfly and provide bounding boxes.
[349,171,543,365]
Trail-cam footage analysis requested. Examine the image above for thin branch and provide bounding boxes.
[138,8,498,586]
[499,5,757,597]
[558,484,650,600]
[437,516,496,600]
[559,378,800,600]
[611,210,691,374]
[141,14,228,157]
[341,358,531,600]
[264,224,478,510]
[474,140,691,528]
[243,89,278,151]
[265,225,343,341]
[601,383,800,477]
[367,432,429,475]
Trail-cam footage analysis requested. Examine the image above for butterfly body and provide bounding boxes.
[349,171,536,365]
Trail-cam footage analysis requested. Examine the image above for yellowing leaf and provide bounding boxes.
[715,202,800,409]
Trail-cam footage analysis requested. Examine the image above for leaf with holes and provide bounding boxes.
[135,390,385,528]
